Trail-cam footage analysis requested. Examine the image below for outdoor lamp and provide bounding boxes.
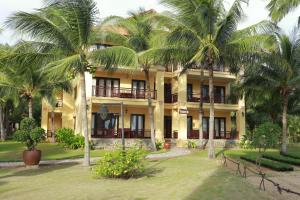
[99,105,109,120]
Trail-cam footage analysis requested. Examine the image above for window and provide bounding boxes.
[201,85,225,103]
[187,84,193,101]
[132,80,145,98]
[202,117,226,138]
[130,114,145,137]
[93,77,120,97]
[92,113,119,137]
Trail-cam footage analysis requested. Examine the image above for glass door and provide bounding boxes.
[132,80,146,99]
[130,114,145,137]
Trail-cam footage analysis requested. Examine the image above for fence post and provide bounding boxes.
[259,173,266,191]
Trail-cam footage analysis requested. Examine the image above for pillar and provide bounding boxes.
[177,72,187,146]
[154,69,165,140]
[237,96,246,140]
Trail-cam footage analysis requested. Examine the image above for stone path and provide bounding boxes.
[0,148,191,168]
[146,147,191,159]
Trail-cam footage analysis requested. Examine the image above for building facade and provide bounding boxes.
[41,59,245,147]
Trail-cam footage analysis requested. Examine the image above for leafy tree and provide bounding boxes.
[267,0,300,22]
[158,0,274,158]
[252,122,281,152]
[5,0,146,165]
[243,23,300,154]
[288,115,300,143]
[92,9,170,150]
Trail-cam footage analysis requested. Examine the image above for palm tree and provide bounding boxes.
[0,43,72,120]
[243,24,300,154]
[267,0,300,22]
[159,0,275,158]
[6,0,144,165]
[92,9,170,150]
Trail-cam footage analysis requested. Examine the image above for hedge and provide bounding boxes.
[240,155,294,171]
[263,154,300,166]
[280,152,300,160]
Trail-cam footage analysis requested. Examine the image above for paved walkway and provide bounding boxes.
[0,148,191,168]
[146,147,191,159]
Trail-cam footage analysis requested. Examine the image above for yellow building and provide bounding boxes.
[41,46,245,148]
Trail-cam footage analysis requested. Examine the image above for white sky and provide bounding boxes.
[0,0,299,44]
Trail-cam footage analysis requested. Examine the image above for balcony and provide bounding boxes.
[165,65,229,72]
[188,130,238,140]
[92,86,157,99]
[187,93,227,104]
[165,93,236,104]
[91,128,151,139]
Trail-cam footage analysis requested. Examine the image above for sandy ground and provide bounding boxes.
[217,158,300,200]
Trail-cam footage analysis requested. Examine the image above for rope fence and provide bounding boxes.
[221,153,300,197]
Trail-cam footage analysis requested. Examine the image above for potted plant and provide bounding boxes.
[164,140,171,150]
[14,118,45,166]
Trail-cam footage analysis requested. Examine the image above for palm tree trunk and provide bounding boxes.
[208,66,215,159]
[144,69,157,151]
[281,95,288,154]
[0,105,5,141]
[80,71,90,166]
[199,66,204,144]
[28,97,33,118]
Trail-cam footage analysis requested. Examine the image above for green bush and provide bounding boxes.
[280,152,300,159]
[13,118,45,150]
[252,122,281,152]
[187,140,197,149]
[239,129,254,149]
[263,153,300,166]
[55,128,86,149]
[240,155,293,171]
[155,140,164,150]
[288,116,300,143]
[92,146,146,179]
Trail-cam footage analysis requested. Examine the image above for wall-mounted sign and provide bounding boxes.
[179,108,189,114]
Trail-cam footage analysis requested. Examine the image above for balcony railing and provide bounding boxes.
[166,93,236,104]
[190,65,229,72]
[187,130,238,140]
[92,86,156,99]
[187,93,227,104]
[91,128,151,139]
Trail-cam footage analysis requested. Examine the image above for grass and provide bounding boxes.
[224,145,300,171]
[0,141,107,162]
[0,151,272,200]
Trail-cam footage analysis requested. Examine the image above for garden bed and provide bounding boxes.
[263,153,300,166]
[240,155,294,171]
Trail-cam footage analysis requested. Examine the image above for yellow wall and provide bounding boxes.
[40,66,246,142]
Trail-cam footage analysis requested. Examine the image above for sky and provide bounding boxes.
[0,0,300,44]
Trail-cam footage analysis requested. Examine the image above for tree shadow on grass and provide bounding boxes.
[182,166,271,200]
[0,163,78,179]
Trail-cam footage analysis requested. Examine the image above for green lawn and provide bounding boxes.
[0,151,272,200]
[0,141,106,162]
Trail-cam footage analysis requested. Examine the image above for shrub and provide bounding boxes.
[13,118,45,150]
[55,128,86,149]
[280,152,300,159]
[263,153,300,166]
[92,146,146,179]
[240,155,293,171]
[187,140,197,149]
[252,122,281,152]
[239,129,254,149]
[288,116,300,143]
[155,140,164,150]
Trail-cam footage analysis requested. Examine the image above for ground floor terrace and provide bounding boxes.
[43,100,245,147]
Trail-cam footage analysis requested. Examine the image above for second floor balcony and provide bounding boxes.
[166,93,236,104]
[92,86,157,100]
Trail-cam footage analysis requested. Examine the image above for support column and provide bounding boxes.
[177,72,187,147]
[154,69,165,140]
[41,100,49,132]
[237,96,245,140]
